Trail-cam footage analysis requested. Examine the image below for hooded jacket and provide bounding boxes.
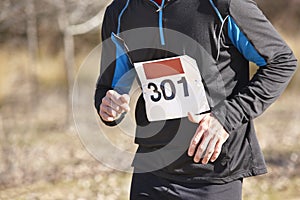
[94,0,297,183]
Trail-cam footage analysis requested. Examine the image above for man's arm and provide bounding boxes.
[211,0,298,133]
[94,5,128,126]
[188,0,297,164]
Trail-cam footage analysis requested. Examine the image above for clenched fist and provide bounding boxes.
[99,90,130,122]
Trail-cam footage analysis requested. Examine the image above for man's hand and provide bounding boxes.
[187,112,229,164]
[99,90,130,122]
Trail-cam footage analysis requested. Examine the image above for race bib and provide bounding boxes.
[134,55,210,121]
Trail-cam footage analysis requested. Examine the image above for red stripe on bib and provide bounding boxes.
[143,58,184,79]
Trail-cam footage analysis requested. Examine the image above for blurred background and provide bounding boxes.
[0,0,299,199]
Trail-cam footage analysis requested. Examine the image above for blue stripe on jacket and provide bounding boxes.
[227,16,267,67]
[111,33,135,94]
[209,0,267,67]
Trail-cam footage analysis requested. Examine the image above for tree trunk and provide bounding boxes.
[59,0,75,127]
[63,30,75,127]
[26,0,39,112]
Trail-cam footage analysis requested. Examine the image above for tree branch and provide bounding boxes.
[67,9,105,36]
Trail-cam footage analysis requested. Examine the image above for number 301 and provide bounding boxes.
[147,77,189,102]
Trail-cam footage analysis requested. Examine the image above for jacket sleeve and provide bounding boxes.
[212,0,298,133]
[94,6,124,126]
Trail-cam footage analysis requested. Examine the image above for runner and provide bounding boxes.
[95,0,297,199]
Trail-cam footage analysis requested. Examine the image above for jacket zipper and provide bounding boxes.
[149,0,166,46]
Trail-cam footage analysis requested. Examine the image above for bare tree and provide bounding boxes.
[56,0,106,126]
[26,0,39,110]
[0,0,109,127]
[57,0,76,126]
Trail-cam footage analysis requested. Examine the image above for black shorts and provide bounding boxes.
[130,171,243,200]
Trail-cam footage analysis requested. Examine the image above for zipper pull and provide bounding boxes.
[156,6,163,12]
